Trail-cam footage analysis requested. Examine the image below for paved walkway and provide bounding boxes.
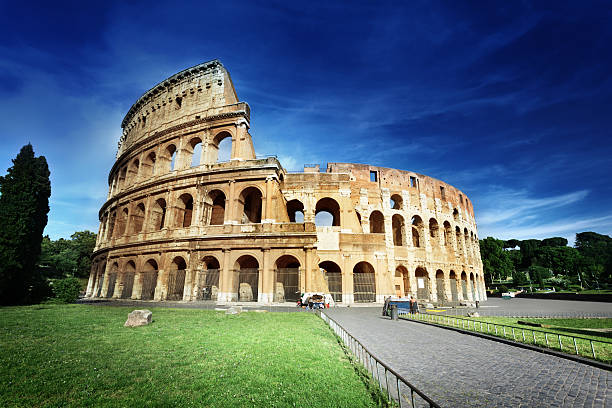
[325,307,610,408]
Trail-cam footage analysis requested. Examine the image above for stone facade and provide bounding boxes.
[86,59,486,304]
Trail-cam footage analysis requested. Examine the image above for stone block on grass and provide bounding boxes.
[124,309,152,327]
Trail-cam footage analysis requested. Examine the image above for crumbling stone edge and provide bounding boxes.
[402,317,612,371]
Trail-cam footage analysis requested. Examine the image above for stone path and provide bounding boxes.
[325,307,610,408]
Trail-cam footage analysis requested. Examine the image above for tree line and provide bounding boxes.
[0,144,97,305]
[479,233,612,291]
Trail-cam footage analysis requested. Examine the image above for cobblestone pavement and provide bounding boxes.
[325,307,610,408]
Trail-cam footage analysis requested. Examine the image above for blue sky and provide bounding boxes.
[1,1,611,244]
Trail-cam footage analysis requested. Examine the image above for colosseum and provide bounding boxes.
[86,59,486,305]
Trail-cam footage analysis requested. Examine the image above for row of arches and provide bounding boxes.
[90,253,304,303]
[287,196,479,256]
[110,132,234,196]
[90,253,485,304]
[100,186,263,241]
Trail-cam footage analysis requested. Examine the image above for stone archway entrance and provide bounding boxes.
[275,255,300,302]
[415,267,429,300]
[353,262,375,303]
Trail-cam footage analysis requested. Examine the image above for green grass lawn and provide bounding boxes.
[402,313,612,363]
[0,305,384,407]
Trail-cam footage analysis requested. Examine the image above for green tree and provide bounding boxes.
[512,270,529,286]
[536,246,580,276]
[528,265,551,289]
[575,232,612,284]
[541,237,568,247]
[518,239,541,268]
[37,231,97,278]
[503,239,520,249]
[0,144,51,305]
[479,237,513,284]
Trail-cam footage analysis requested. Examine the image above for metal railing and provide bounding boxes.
[319,312,440,408]
[401,312,612,363]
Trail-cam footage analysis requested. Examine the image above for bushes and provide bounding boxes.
[51,277,82,303]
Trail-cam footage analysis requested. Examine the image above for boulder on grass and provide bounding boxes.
[225,306,242,315]
[124,309,152,327]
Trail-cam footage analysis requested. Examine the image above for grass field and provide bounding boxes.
[402,313,612,363]
[0,305,385,407]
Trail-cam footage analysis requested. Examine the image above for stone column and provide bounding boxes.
[429,269,437,303]
[99,262,113,298]
[342,254,353,304]
[225,180,235,224]
[303,247,314,294]
[85,265,96,297]
[260,248,272,303]
[263,176,274,223]
[131,272,143,300]
[218,249,232,301]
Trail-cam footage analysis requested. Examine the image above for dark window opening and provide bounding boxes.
[370,171,377,182]
[440,186,445,200]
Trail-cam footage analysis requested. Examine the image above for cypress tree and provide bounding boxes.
[0,144,51,305]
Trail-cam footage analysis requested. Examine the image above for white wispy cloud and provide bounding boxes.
[477,189,589,225]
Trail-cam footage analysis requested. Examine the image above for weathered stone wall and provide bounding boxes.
[87,60,485,304]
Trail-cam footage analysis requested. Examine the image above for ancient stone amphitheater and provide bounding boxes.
[86,60,485,305]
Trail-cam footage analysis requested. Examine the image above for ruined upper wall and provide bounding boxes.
[326,163,475,218]
[117,60,246,157]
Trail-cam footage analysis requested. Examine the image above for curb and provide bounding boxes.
[401,316,612,371]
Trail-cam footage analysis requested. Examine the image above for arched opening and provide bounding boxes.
[108,211,116,238]
[355,210,362,226]
[128,159,139,184]
[151,198,167,230]
[206,190,226,225]
[415,267,429,299]
[461,271,468,300]
[286,199,305,223]
[197,256,220,300]
[212,131,232,163]
[369,211,385,233]
[315,198,340,227]
[106,262,118,298]
[177,193,194,227]
[412,215,424,247]
[455,226,463,252]
[189,137,203,167]
[121,261,136,299]
[235,255,259,302]
[443,221,452,247]
[435,269,445,302]
[165,144,177,172]
[143,151,156,178]
[118,167,127,190]
[395,265,410,297]
[392,214,405,246]
[449,271,458,302]
[167,256,187,301]
[353,261,375,303]
[475,273,481,301]
[429,218,439,241]
[141,259,159,300]
[464,228,471,255]
[390,194,403,210]
[453,208,459,221]
[275,255,300,302]
[239,187,262,223]
[470,272,476,301]
[95,262,106,297]
[117,208,129,236]
[130,203,145,234]
[320,261,342,302]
